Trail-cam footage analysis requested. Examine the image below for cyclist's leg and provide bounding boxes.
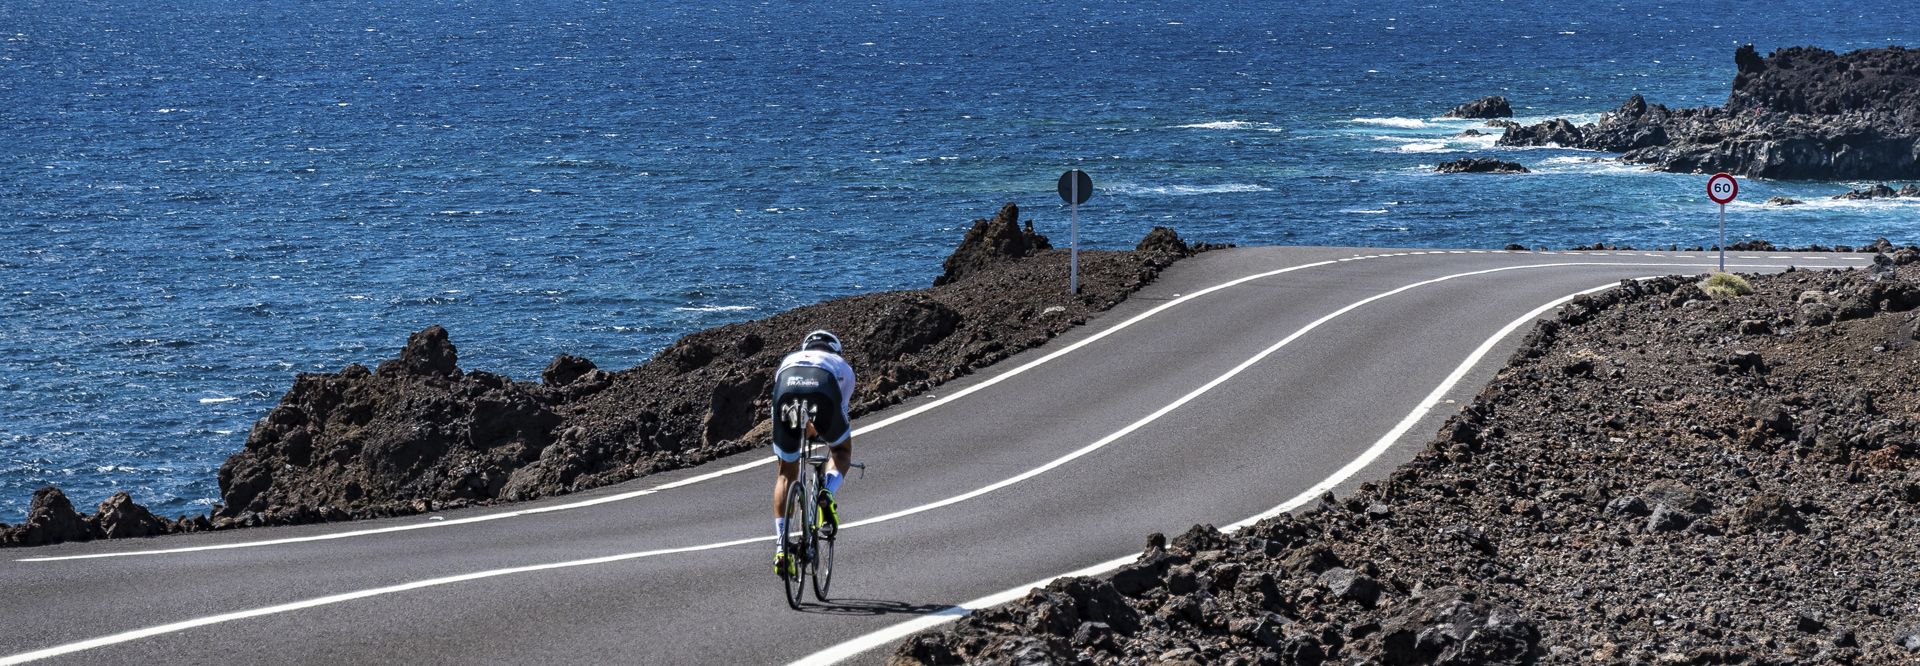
[813,382,852,494]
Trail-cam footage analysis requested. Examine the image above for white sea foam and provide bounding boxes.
[1173,120,1284,132]
[1107,183,1273,196]
[1393,142,1453,154]
[198,397,238,404]
[1340,209,1390,215]
[1532,156,1646,174]
[676,305,757,312]
[1352,117,1431,129]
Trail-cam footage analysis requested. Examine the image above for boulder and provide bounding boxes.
[1135,226,1192,256]
[1445,96,1513,119]
[5,486,94,546]
[92,492,169,539]
[1436,158,1529,174]
[541,354,597,387]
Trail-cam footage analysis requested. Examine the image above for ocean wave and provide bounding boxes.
[1531,156,1646,174]
[1352,117,1432,129]
[198,396,238,404]
[1106,183,1273,196]
[1339,209,1390,215]
[675,304,757,312]
[1732,196,1920,211]
[1389,142,1453,154]
[1173,120,1285,132]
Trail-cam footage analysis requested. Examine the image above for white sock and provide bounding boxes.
[824,470,843,494]
[774,517,786,547]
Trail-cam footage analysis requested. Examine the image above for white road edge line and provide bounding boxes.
[785,277,1648,666]
[20,255,1368,563]
[0,262,1856,662]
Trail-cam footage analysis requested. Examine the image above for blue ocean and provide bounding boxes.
[3,0,1916,522]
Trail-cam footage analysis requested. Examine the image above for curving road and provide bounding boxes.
[0,247,1871,666]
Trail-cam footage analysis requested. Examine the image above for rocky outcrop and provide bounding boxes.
[1436,158,1528,174]
[91,492,168,539]
[0,487,94,546]
[1444,96,1513,119]
[1833,183,1920,200]
[5,206,1223,546]
[1498,45,1920,179]
[933,202,1053,286]
[1766,196,1804,206]
[897,262,1920,663]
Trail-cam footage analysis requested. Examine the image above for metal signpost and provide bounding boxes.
[1707,172,1738,271]
[1057,169,1093,294]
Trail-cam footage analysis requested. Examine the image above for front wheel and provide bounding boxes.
[811,492,835,601]
[781,480,809,609]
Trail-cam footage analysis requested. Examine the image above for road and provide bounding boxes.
[0,246,1871,665]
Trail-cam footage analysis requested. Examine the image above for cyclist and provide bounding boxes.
[771,330,856,577]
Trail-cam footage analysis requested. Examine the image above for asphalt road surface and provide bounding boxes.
[0,246,1872,666]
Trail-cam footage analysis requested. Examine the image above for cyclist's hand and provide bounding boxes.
[805,423,818,440]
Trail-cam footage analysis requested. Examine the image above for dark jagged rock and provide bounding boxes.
[1444,96,1513,119]
[1766,196,1805,206]
[1833,183,1920,200]
[91,492,168,539]
[540,354,597,387]
[377,324,459,377]
[1436,158,1528,174]
[1134,226,1191,257]
[933,202,1052,286]
[897,260,1920,664]
[1498,45,1920,179]
[2,487,94,546]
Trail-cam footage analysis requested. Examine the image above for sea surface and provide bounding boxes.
[3,0,1917,523]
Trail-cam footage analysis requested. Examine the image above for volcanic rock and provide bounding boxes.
[896,257,1920,664]
[933,202,1052,286]
[541,354,597,387]
[91,491,168,539]
[1435,158,1529,174]
[1765,196,1804,206]
[1444,96,1513,119]
[1135,226,1192,257]
[1833,183,1920,200]
[1499,45,1920,179]
[2,487,94,546]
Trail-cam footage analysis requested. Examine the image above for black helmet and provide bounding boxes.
[801,330,842,354]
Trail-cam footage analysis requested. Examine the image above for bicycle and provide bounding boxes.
[777,398,863,609]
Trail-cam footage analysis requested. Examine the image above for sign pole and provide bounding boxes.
[1706,172,1738,272]
[1056,169,1092,295]
[1070,178,1079,295]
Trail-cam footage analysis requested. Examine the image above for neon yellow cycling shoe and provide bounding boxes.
[774,551,793,577]
[817,491,839,536]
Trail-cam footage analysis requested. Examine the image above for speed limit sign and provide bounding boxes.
[1707,172,1738,204]
[1707,172,1738,270]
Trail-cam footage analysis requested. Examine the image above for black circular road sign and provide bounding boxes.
[1057,169,1092,205]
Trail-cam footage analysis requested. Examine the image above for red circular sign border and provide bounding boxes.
[1707,172,1738,205]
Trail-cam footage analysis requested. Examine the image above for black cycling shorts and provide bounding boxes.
[770,365,849,462]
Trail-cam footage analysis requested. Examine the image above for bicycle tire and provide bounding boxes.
[811,480,835,601]
[781,478,808,610]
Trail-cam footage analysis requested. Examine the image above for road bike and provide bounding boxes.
[778,398,863,609]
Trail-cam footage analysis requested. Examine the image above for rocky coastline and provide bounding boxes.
[892,257,1920,664]
[1496,45,1920,180]
[1,204,1225,547]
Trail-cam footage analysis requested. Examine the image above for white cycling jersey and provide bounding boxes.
[776,349,855,416]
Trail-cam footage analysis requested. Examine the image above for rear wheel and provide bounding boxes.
[781,480,808,609]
